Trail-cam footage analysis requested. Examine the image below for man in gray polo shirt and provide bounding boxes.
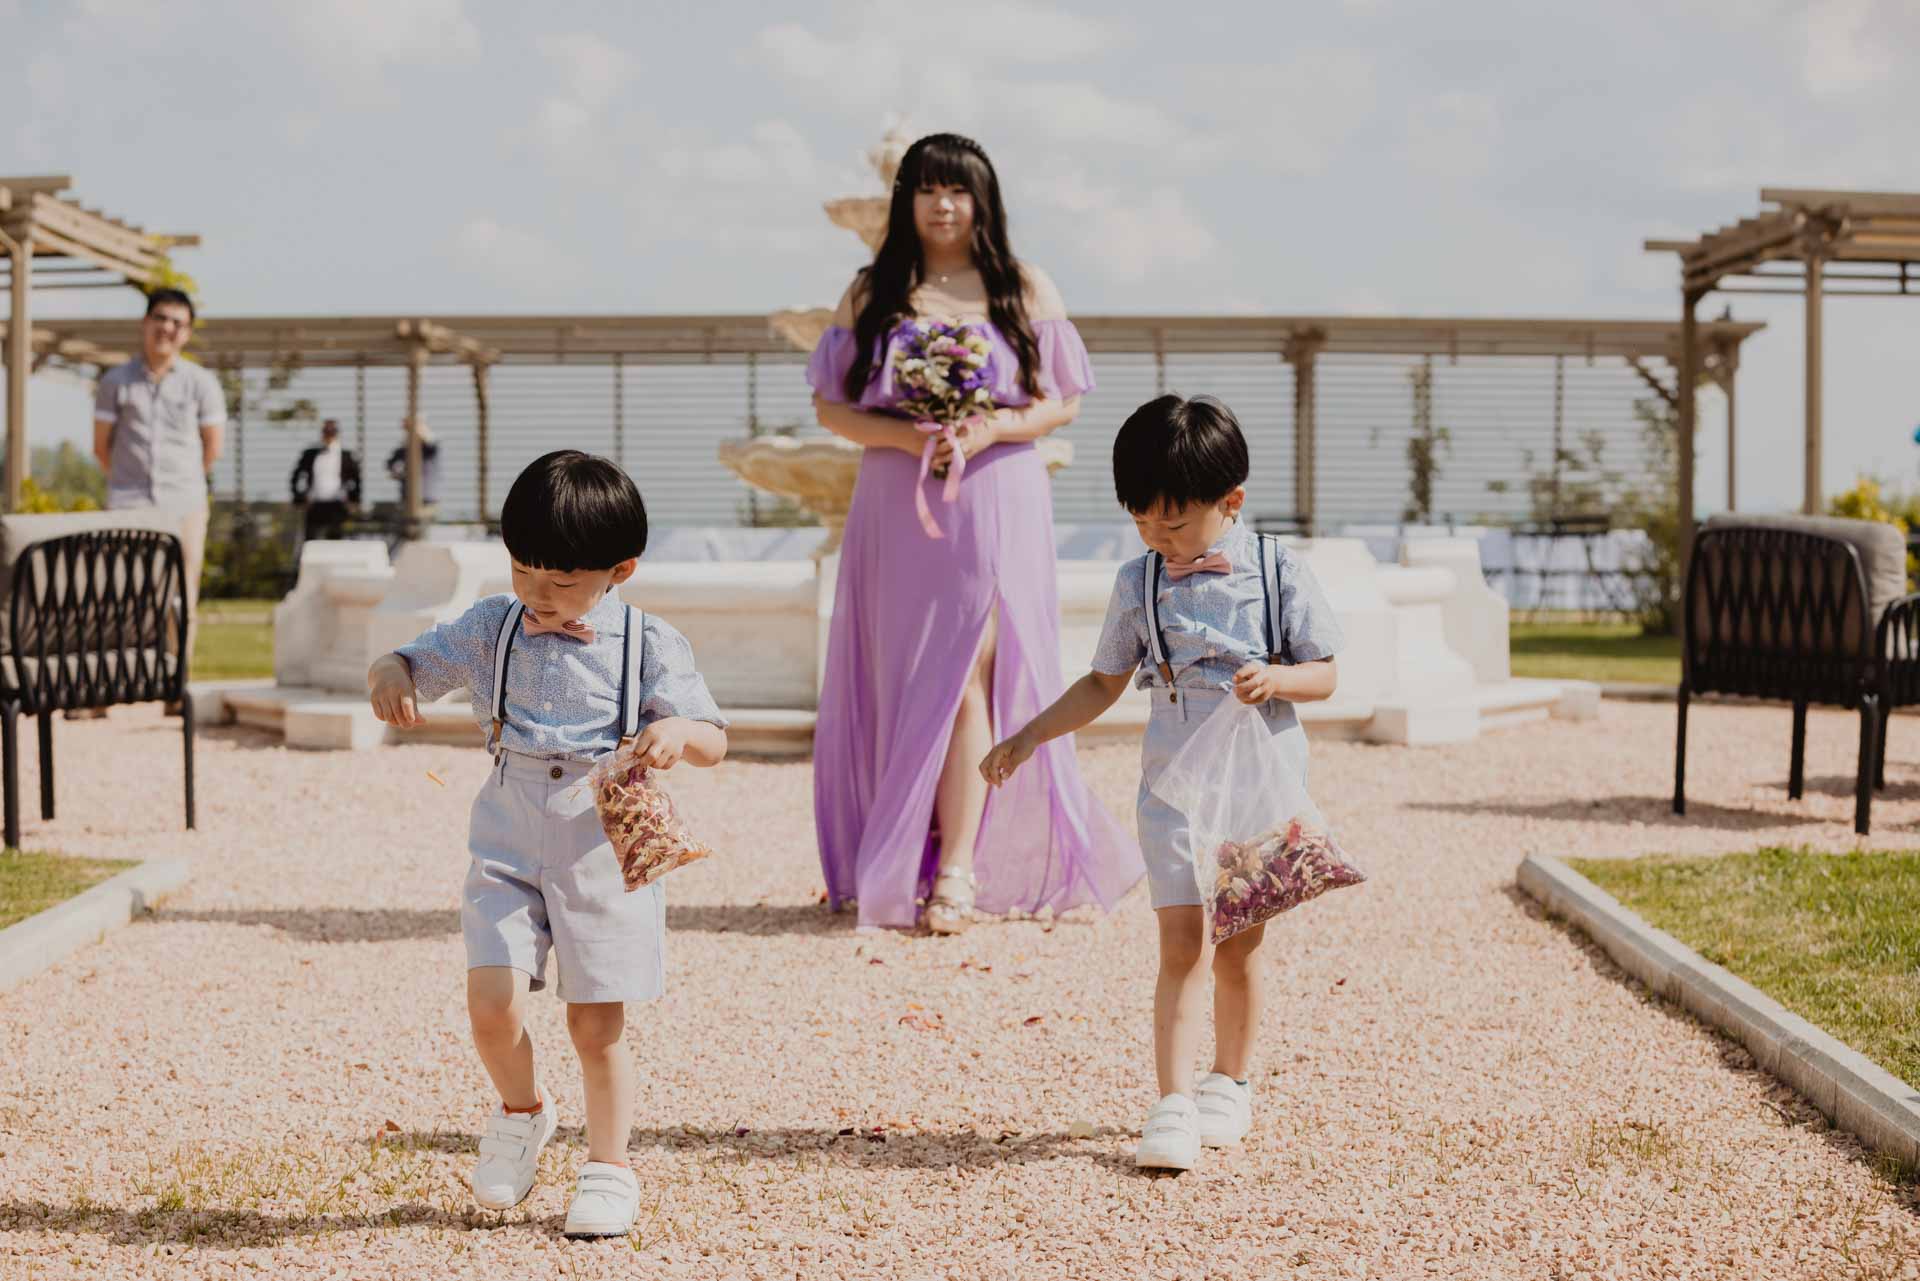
[91,287,226,712]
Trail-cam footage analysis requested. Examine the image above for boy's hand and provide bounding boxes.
[630,718,693,771]
[368,657,421,727]
[1232,661,1286,705]
[979,731,1036,787]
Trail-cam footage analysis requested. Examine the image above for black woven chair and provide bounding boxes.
[0,528,194,849]
[1674,522,1914,835]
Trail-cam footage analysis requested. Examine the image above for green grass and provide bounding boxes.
[1509,621,1679,685]
[193,598,275,681]
[0,850,138,930]
[1570,848,1920,1090]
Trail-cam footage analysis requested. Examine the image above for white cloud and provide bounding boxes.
[1033,174,1216,283]
[751,13,1165,147]
[448,218,582,296]
[660,119,818,187]
[1185,51,1379,176]
[288,0,478,70]
[1404,92,1500,178]
[999,82,1181,148]
[538,32,630,109]
[518,33,635,151]
[1800,0,1895,97]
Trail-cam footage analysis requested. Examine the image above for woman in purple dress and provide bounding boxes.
[809,133,1143,933]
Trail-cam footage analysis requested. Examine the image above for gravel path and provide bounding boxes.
[1,700,1916,1279]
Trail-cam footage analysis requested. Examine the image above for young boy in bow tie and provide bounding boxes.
[368,450,727,1236]
[981,395,1343,1172]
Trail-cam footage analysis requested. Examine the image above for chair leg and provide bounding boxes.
[1673,684,1690,816]
[182,692,196,832]
[2,703,19,852]
[1876,706,1890,790]
[36,711,53,821]
[1789,700,1808,800]
[1856,694,1881,837]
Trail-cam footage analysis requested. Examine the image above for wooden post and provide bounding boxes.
[353,360,366,465]
[1804,251,1824,515]
[612,352,625,469]
[745,350,760,524]
[1550,354,1565,519]
[230,359,245,503]
[1288,335,1321,534]
[4,231,30,512]
[471,360,491,524]
[404,336,426,540]
[1679,289,1701,572]
[1718,338,1739,512]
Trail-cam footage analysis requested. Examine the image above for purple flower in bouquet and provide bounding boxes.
[890,320,997,539]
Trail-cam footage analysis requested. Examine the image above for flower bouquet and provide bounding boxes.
[582,749,713,890]
[889,319,994,538]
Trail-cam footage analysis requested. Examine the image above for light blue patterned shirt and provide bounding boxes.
[395,591,727,761]
[1091,520,1344,693]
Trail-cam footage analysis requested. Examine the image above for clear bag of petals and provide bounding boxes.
[1149,698,1366,945]
[582,749,713,891]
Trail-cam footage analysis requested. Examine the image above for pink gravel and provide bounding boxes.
[0,700,1916,1279]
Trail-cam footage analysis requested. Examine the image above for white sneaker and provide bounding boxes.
[470,1099,557,1210]
[1195,1072,1252,1147]
[563,1161,640,1238]
[1134,1093,1200,1171]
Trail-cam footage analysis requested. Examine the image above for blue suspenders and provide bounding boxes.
[1142,533,1291,699]
[487,599,645,754]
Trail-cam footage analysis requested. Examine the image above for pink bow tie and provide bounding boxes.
[1165,551,1233,581]
[521,614,595,643]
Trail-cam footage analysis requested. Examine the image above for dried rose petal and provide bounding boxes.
[1202,817,1364,945]
[585,755,714,890]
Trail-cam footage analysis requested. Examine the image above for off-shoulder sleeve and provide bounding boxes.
[1034,317,1096,400]
[806,326,861,403]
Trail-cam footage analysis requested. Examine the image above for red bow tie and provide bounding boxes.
[1165,551,1233,581]
[521,614,595,643]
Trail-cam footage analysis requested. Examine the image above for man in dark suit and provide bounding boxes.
[290,419,361,541]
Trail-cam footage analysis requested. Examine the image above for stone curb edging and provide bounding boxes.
[1517,853,1920,1170]
[0,857,190,994]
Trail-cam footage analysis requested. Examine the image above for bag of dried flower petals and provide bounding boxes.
[1148,696,1365,944]
[583,746,713,891]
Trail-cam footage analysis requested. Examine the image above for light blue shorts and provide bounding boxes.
[1135,686,1311,910]
[463,751,666,1004]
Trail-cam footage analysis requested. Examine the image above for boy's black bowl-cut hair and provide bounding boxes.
[500,450,649,571]
[1112,394,1251,515]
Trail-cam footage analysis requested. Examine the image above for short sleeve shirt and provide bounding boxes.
[394,590,727,761]
[1091,521,1345,692]
[93,358,227,509]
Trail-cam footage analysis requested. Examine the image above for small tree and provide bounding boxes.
[1402,361,1451,523]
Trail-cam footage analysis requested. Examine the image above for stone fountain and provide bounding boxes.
[729,123,1071,559]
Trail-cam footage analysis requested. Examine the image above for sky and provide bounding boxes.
[6,0,1920,512]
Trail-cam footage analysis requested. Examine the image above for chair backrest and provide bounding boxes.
[3,529,188,711]
[1685,525,1874,705]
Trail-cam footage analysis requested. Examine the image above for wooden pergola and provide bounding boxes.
[18,311,1763,536]
[1648,187,1920,553]
[0,176,200,510]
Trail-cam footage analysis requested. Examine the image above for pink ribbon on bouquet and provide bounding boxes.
[913,417,974,540]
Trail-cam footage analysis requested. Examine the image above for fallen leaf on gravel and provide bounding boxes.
[869,957,885,966]
[734,1126,751,1137]
[383,1120,401,1132]
[1023,1015,1044,1026]
[899,1011,945,1032]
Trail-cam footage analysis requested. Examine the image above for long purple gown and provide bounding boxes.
[809,314,1145,930]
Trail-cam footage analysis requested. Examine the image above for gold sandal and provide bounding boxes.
[925,867,977,935]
